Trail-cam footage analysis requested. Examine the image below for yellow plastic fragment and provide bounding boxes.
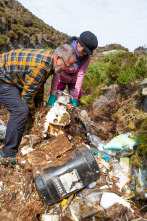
[61,199,68,206]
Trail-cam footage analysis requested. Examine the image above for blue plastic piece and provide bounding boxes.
[90,147,111,162]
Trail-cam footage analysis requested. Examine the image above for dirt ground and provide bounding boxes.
[0,104,147,221]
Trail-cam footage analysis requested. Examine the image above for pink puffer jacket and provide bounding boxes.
[50,55,91,100]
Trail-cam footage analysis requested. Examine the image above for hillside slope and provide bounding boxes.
[0,0,69,53]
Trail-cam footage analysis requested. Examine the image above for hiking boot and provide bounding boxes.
[0,153,17,166]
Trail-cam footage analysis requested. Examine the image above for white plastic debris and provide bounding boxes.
[69,202,81,221]
[81,190,103,204]
[135,166,147,199]
[0,181,3,191]
[21,145,34,155]
[0,119,6,140]
[109,159,131,192]
[103,132,139,150]
[100,192,133,211]
[120,157,130,174]
[43,95,71,137]
[45,103,70,126]
[41,214,59,221]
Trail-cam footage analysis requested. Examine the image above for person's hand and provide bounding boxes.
[70,98,78,107]
[47,94,56,107]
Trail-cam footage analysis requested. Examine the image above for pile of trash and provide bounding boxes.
[0,93,147,221]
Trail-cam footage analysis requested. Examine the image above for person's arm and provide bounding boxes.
[73,56,91,100]
[21,66,47,115]
[50,72,60,94]
[47,72,60,107]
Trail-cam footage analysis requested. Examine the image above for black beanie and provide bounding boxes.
[78,31,98,55]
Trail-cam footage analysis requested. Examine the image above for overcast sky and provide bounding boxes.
[18,0,147,52]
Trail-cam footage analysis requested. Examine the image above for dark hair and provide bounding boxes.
[66,36,78,44]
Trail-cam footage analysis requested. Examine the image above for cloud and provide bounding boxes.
[18,0,147,51]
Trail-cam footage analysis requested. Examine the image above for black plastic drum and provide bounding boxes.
[34,145,100,205]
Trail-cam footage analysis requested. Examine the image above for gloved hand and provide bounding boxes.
[70,98,78,107]
[47,94,56,107]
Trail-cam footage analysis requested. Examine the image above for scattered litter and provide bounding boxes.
[0,181,3,191]
[120,157,130,174]
[41,214,59,221]
[60,199,68,206]
[81,189,103,204]
[0,119,6,140]
[69,202,81,221]
[87,181,97,189]
[21,145,34,155]
[131,161,147,199]
[103,132,139,150]
[100,192,133,211]
[34,145,100,205]
[0,95,146,220]
[61,194,74,214]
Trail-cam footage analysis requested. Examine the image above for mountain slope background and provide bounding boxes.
[0,0,133,54]
[0,0,69,53]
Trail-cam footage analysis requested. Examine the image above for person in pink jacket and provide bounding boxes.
[47,31,98,107]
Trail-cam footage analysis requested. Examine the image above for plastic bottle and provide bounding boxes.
[87,133,102,147]
[87,181,97,189]
[87,133,116,156]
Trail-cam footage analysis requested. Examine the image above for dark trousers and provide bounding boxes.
[0,80,29,157]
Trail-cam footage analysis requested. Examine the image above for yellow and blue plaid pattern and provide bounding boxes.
[0,48,54,114]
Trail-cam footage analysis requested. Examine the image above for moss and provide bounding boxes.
[137,118,147,156]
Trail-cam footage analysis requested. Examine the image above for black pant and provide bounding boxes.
[0,80,29,157]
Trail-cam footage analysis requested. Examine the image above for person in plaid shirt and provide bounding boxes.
[0,45,76,160]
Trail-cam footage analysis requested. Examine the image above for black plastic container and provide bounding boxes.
[34,145,100,205]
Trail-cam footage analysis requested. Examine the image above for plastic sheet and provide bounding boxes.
[103,132,139,150]
[100,192,133,211]
[0,119,6,140]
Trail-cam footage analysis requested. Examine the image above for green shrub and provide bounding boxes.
[116,68,136,85]
[80,50,147,109]
[6,31,15,38]
[11,24,21,33]
[106,63,121,81]
[0,34,7,45]
[138,57,147,67]
[134,66,147,78]
[138,118,147,156]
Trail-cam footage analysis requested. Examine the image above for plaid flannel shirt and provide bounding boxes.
[0,48,54,115]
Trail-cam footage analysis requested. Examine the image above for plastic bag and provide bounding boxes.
[103,133,139,150]
[0,119,6,140]
[100,192,133,211]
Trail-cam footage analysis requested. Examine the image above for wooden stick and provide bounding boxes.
[61,194,74,214]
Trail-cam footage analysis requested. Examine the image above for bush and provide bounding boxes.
[138,119,147,156]
[106,64,121,81]
[80,50,147,108]
[11,24,22,34]
[0,34,7,45]
[116,68,136,85]
[6,31,15,38]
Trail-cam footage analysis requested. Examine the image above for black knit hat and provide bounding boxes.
[78,31,98,55]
